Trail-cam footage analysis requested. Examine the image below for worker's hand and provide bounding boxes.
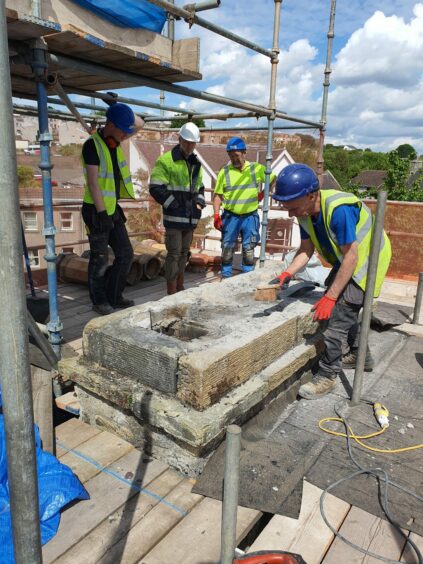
[214,213,223,231]
[269,271,292,287]
[258,191,264,202]
[311,294,337,321]
[96,210,114,232]
[105,91,118,106]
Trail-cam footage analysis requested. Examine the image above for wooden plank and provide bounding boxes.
[100,477,202,564]
[140,497,260,564]
[43,450,168,563]
[58,429,134,483]
[248,481,350,564]
[31,365,54,454]
[401,531,423,562]
[55,418,101,458]
[55,391,80,416]
[55,468,183,564]
[323,506,406,564]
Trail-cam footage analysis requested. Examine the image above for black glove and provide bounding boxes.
[96,210,114,232]
[105,92,118,106]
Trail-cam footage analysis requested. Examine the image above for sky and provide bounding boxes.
[117,0,423,154]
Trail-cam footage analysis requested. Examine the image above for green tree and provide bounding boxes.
[381,150,423,202]
[171,117,206,129]
[396,143,417,160]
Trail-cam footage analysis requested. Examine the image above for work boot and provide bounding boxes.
[92,303,114,316]
[167,280,177,295]
[176,273,185,292]
[342,348,375,371]
[298,372,337,400]
[113,297,135,309]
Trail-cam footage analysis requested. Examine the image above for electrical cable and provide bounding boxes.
[318,401,423,564]
[319,417,423,453]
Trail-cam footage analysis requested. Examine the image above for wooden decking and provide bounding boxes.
[47,418,423,564]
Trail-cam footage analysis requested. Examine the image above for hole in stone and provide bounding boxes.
[153,318,209,341]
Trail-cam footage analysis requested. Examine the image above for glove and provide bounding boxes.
[269,271,292,287]
[105,91,118,106]
[96,210,114,232]
[214,213,223,230]
[258,191,264,202]
[311,294,337,321]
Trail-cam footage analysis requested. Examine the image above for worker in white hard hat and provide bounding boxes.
[149,122,205,295]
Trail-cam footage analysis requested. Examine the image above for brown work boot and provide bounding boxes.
[342,348,374,371]
[298,373,337,400]
[176,273,185,292]
[167,280,177,295]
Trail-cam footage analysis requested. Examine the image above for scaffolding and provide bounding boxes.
[1,1,337,560]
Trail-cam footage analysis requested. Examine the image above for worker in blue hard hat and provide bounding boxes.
[271,163,392,400]
[213,136,276,278]
[81,101,145,315]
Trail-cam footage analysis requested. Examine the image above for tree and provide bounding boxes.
[396,143,417,160]
[171,117,205,129]
[381,150,423,202]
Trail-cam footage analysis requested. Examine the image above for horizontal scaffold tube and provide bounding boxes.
[47,52,322,129]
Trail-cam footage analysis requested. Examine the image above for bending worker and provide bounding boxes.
[82,102,144,315]
[149,123,206,295]
[271,163,391,400]
[213,137,276,278]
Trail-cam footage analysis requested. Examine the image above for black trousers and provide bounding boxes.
[319,269,364,378]
[82,204,134,307]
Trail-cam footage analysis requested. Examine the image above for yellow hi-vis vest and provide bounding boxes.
[217,162,265,215]
[82,131,134,215]
[298,190,391,297]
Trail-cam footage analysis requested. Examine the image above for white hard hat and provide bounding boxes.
[179,122,200,143]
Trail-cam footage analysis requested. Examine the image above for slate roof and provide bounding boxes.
[351,170,387,188]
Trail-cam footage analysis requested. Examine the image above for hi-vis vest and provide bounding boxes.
[299,190,391,297]
[82,131,134,215]
[219,162,263,215]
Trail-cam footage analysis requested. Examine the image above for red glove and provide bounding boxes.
[258,191,264,202]
[311,295,337,321]
[269,271,292,287]
[214,213,223,230]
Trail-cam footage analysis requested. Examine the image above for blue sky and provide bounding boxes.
[110,0,423,153]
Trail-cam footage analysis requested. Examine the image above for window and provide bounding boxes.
[62,247,74,254]
[23,211,38,231]
[28,250,40,268]
[59,212,73,231]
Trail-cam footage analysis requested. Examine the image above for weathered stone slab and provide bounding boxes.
[80,264,321,409]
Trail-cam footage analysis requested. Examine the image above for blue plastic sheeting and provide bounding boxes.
[0,392,89,563]
[70,0,167,33]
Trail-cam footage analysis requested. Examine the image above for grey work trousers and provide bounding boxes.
[319,271,365,379]
[164,228,193,282]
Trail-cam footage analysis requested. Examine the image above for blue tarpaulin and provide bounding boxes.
[70,0,167,33]
[0,390,89,563]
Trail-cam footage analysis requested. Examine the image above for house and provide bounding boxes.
[350,170,387,191]
[321,169,342,190]
[343,144,358,151]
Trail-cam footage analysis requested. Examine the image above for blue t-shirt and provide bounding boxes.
[300,204,360,266]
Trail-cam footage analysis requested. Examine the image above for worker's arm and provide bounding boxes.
[325,241,359,300]
[213,192,223,215]
[86,165,106,212]
[285,238,315,276]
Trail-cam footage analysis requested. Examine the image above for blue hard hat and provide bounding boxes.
[226,136,247,152]
[272,164,319,202]
[106,103,135,134]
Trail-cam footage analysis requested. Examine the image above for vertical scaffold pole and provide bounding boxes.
[351,190,388,405]
[259,0,282,267]
[220,425,242,564]
[32,40,63,358]
[317,0,336,181]
[0,3,42,561]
